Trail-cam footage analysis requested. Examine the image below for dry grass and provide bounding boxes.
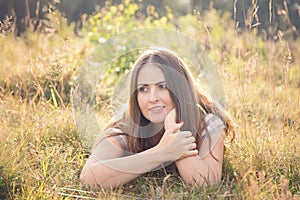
[0,8,299,199]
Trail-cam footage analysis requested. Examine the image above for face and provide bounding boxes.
[137,64,174,124]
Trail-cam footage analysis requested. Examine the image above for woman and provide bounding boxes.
[80,49,235,188]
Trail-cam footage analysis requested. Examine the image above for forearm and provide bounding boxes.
[176,127,225,186]
[80,146,165,188]
[175,155,223,186]
[80,119,196,188]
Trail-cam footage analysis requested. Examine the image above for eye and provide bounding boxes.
[138,86,148,93]
[159,83,167,89]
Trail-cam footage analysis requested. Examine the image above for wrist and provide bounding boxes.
[152,144,178,163]
[148,145,170,164]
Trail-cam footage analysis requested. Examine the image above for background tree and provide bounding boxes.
[0,0,299,38]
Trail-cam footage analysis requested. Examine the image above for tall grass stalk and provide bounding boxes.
[0,6,299,199]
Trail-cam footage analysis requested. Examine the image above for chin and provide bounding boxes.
[150,117,165,124]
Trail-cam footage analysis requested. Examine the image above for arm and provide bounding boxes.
[80,139,164,188]
[165,109,225,186]
[175,131,225,186]
[80,122,197,189]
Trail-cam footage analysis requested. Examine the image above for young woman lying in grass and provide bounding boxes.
[80,49,235,189]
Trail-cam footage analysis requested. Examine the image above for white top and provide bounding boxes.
[198,113,225,158]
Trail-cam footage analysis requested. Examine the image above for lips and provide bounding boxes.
[147,106,168,123]
[149,106,165,112]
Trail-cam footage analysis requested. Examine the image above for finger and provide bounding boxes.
[179,150,198,160]
[166,122,183,134]
[190,136,196,143]
[181,131,192,138]
[164,108,177,130]
[189,143,197,150]
[186,149,198,157]
[184,136,196,145]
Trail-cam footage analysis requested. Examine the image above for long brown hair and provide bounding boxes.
[106,49,235,153]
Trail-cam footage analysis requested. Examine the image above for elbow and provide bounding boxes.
[80,166,101,187]
[182,169,222,187]
[80,168,94,186]
[182,173,206,187]
[183,175,219,188]
[79,167,117,189]
[79,173,87,185]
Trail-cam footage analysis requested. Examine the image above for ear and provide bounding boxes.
[164,108,177,130]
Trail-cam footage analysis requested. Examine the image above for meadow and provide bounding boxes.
[0,2,299,199]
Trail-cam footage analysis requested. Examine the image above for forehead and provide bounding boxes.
[137,64,165,85]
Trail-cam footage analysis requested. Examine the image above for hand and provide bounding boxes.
[154,109,198,161]
[164,108,177,131]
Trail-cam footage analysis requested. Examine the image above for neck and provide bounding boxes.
[152,122,164,133]
[149,122,164,146]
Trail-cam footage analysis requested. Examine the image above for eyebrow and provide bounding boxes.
[137,81,166,87]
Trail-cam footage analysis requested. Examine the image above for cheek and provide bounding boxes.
[137,94,146,109]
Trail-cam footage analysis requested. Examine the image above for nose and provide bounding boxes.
[149,87,159,103]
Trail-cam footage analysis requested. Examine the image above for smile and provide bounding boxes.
[149,106,164,111]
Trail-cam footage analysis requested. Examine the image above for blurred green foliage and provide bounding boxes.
[81,0,175,43]
[79,0,177,99]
